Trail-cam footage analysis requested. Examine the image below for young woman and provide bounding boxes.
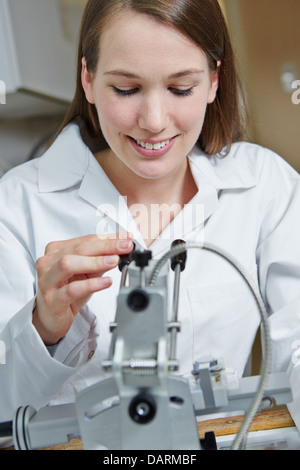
[1,0,300,436]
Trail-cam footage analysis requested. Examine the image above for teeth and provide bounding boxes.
[135,139,170,150]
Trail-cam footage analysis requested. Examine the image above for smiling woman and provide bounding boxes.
[79,10,220,187]
[59,0,246,157]
[1,0,300,443]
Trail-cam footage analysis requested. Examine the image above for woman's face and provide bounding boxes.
[82,11,219,181]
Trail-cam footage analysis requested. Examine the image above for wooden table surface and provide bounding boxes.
[2,405,295,450]
[197,405,295,438]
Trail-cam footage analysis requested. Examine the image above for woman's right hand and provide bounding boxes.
[32,233,134,346]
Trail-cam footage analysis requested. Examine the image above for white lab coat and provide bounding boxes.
[1,124,300,431]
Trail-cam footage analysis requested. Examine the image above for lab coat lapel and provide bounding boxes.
[79,153,146,243]
[149,176,219,256]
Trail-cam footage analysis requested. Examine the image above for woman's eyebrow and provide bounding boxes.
[103,69,204,79]
[104,70,139,79]
[168,69,204,79]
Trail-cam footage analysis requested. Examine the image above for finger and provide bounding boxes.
[72,235,134,257]
[39,236,134,288]
[44,232,133,253]
[45,253,120,288]
[61,275,113,303]
[35,272,113,342]
[45,233,134,257]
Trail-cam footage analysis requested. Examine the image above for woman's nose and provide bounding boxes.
[138,92,169,134]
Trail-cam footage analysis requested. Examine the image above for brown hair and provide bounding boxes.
[58,0,247,156]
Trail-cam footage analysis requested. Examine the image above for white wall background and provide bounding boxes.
[0,0,84,175]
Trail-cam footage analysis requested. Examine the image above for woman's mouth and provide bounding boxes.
[128,136,176,156]
[134,138,170,150]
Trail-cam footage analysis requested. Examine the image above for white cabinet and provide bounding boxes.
[0,0,85,115]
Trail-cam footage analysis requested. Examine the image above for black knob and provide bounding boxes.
[0,421,13,438]
[170,240,187,272]
[132,250,152,268]
[118,242,136,271]
[127,288,150,312]
[129,393,156,424]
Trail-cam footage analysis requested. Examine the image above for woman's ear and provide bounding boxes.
[81,57,95,104]
[208,60,221,104]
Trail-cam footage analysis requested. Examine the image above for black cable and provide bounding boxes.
[0,421,13,438]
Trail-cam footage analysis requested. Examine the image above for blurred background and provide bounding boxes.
[0,0,299,177]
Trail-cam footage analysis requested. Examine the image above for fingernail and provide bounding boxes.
[104,255,119,266]
[100,277,112,288]
[118,240,132,250]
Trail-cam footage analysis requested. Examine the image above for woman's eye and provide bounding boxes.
[169,87,195,97]
[112,86,195,97]
[113,87,138,97]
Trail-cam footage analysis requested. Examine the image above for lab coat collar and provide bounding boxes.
[38,124,90,192]
[38,125,258,194]
[188,144,258,190]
